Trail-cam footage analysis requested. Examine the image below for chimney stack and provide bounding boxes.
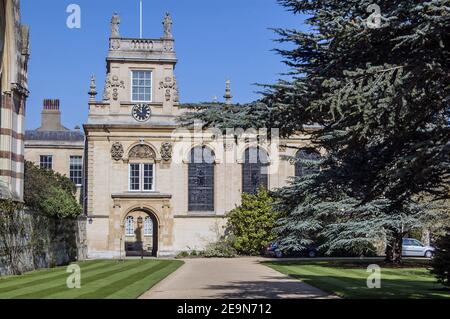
[37,99,67,131]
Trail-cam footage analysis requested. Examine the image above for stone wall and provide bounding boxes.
[0,210,87,276]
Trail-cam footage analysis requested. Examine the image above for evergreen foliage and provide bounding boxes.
[431,229,450,288]
[227,187,278,255]
[180,0,450,262]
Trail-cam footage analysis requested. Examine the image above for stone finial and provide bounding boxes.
[224,80,233,105]
[162,12,173,39]
[111,12,121,38]
[89,75,97,101]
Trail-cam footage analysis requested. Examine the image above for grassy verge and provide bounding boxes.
[264,259,450,299]
[0,259,183,299]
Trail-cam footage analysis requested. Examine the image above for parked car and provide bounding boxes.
[266,243,318,258]
[402,238,435,258]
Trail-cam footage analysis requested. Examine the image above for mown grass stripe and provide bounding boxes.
[75,261,174,299]
[0,260,109,294]
[47,261,167,299]
[265,261,450,299]
[0,260,103,286]
[106,261,183,299]
[8,260,142,299]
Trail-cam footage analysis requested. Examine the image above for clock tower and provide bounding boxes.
[83,12,191,258]
[87,12,180,126]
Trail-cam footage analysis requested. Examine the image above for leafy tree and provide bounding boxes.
[23,161,81,218]
[227,187,278,255]
[430,229,450,288]
[41,187,82,219]
[180,0,450,263]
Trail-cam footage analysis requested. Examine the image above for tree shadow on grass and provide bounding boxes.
[287,274,450,299]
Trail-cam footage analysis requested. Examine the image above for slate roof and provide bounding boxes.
[25,130,84,142]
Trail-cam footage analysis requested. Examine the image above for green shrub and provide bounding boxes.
[41,187,82,219]
[176,251,189,259]
[203,239,237,258]
[430,228,450,288]
[23,161,81,219]
[227,187,278,255]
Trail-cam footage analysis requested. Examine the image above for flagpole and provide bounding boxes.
[140,0,143,38]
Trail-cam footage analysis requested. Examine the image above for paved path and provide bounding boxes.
[139,257,333,299]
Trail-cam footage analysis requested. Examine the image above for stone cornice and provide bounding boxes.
[111,192,172,199]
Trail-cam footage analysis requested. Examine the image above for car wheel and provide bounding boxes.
[425,251,433,258]
[308,250,317,258]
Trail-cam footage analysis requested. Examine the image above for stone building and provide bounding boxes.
[84,13,318,258]
[25,99,84,198]
[0,0,30,201]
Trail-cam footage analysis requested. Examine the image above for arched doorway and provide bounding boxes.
[123,209,158,257]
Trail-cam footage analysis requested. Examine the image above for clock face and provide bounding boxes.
[132,104,151,122]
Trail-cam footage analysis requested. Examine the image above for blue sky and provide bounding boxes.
[22,0,303,130]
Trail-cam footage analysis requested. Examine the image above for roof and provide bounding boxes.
[25,130,84,142]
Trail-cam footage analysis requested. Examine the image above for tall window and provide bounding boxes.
[129,163,154,191]
[144,216,153,236]
[295,149,321,177]
[242,147,269,194]
[125,216,134,236]
[40,155,53,170]
[188,146,215,212]
[131,70,152,102]
[69,156,83,186]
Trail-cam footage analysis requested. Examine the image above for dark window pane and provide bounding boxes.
[295,149,321,177]
[188,147,215,211]
[242,148,269,194]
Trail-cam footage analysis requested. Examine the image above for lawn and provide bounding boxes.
[0,259,183,299]
[264,259,450,299]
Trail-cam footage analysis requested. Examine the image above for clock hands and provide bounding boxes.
[132,104,151,122]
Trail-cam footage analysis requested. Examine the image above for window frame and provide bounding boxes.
[39,155,53,170]
[144,216,153,237]
[294,149,321,177]
[69,155,83,186]
[130,70,153,103]
[242,147,269,195]
[128,163,156,192]
[125,216,135,237]
[188,146,215,212]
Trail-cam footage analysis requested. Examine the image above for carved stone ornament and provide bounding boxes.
[163,41,174,52]
[103,74,125,101]
[111,142,124,161]
[110,13,121,38]
[110,39,120,50]
[162,12,173,39]
[159,77,176,102]
[224,142,234,151]
[129,144,156,160]
[160,142,173,161]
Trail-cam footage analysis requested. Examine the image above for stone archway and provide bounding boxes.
[123,209,158,257]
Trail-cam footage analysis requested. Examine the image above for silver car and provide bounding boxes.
[402,238,435,258]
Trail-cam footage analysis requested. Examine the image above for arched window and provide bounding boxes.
[242,147,269,194]
[188,146,215,211]
[295,149,321,177]
[144,216,153,236]
[125,216,134,236]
